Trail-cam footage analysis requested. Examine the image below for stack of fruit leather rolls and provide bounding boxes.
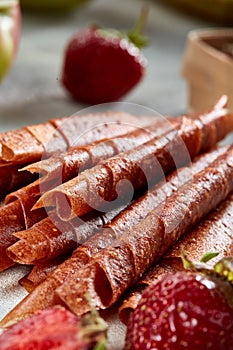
[35,95,232,220]
[14,146,228,291]
[1,144,233,328]
[1,117,176,270]
[22,118,177,183]
[53,145,233,316]
[1,96,233,327]
[0,112,166,271]
[6,205,128,266]
[2,97,231,270]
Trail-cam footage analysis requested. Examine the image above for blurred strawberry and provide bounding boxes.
[0,306,107,349]
[124,255,233,350]
[61,7,149,104]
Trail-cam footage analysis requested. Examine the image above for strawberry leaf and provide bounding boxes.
[127,5,149,49]
[93,338,107,350]
[200,252,219,263]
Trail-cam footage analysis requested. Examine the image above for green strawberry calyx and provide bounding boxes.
[181,248,233,307]
[181,247,233,284]
[80,294,108,349]
[95,5,149,50]
[127,5,149,49]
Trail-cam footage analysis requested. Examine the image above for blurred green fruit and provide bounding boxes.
[0,0,21,82]
[20,0,90,12]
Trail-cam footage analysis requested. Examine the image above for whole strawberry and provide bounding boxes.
[61,7,148,104]
[124,257,233,350]
[0,306,107,349]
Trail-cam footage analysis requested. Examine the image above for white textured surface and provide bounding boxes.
[0,266,29,319]
[0,1,227,348]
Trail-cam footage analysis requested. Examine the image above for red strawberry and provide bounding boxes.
[61,7,148,104]
[0,306,107,350]
[124,257,233,350]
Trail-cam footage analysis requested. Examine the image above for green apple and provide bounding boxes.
[0,0,21,81]
[20,0,90,12]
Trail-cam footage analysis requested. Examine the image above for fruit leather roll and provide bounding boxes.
[0,147,227,327]
[119,190,233,325]
[0,165,37,198]
[36,97,233,220]
[0,200,25,271]
[0,177,57,271]
[54,145,233,316]
[5,178,56,228]
[23,118,177,183]
[0,112,145,166]
[19,254,71,293]
[6,146,226,266]
[7,204,127,265]
[0,123,67,164]
[49,111,147,149]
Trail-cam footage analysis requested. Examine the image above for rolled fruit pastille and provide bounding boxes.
[0,123,66,165]
[0,177,57,271]
[55,145,233,316]
[6,203,128,265]
[35,96,233,220]
[119,191,233,325]
[6,146,228,266]
[0,146,229,327]
[0,112,150,165]
[4,177,57,227]
[23,118,177,182]
[0,200,25,271]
